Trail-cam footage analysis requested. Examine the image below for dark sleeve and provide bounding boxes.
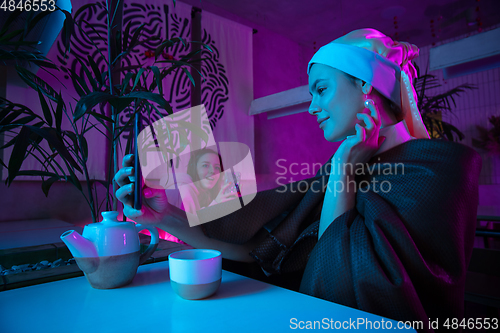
[298,142,482,328]
[199,176,320,244]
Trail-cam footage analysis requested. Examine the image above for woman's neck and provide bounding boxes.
[375,120,415,156]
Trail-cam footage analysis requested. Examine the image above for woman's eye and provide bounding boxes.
[318,87,326,94]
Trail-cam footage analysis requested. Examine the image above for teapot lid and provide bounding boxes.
[101,211,120,223]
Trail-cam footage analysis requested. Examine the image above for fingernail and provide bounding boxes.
[127,167,133,174]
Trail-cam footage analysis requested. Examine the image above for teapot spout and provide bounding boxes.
[60,230,98,258]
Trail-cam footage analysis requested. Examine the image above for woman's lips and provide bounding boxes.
[318,117,330,128]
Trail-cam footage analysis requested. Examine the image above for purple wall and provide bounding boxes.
[0,182,99,225]
[253,28,341,191]
[1,6,499,225]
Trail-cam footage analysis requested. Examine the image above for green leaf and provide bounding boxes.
[108,97,135,114]
[0,110,21,126]
[15,66,58,102]
[0,135,18,150]
[7,126,31,185]
[122,20,133,51]
[179,48,204,62]
[65,164,83,191]
[88,55,103,86]
[0,40,41,46]
[112,50,131,65]
[73,92,115,121]
[0,156,7,169]
[69,68,91,96]
[42,176,60,197]
[26,126,83,173]
[63,130,79,153]
[60,10,75,55]
[155,59,203,79]
[87,111,113,123]
[182,67,195,87]
[27,11,54,35]
[31,60,58,70]
[78,134,89,162]
[37,88,53,127]
[77,58,99,92]
[127,91,168,109]
[150,65,162,94]
[0,11,23,37]
[132,68,146,91]
[129,23,146,50]
[120,72,136,94]
[55,93,64,132]
[0,29,24,42]
[12,115,37,126]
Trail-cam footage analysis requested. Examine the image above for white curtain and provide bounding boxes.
[201,11,255,166]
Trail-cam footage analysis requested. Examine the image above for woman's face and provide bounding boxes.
[308,64,364,142]
[196,153,222,190]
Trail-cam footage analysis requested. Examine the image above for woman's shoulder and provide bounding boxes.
[376,138,481,167]
[365,139,482,196]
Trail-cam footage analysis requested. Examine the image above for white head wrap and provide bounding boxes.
[307,28,430,139]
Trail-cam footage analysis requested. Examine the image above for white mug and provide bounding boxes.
[168,249,222,300]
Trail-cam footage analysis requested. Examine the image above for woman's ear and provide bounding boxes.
[353,78,372,95]
[361,81,373,95]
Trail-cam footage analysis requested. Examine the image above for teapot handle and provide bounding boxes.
[135,225,160,265]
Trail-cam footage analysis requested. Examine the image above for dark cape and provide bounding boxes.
[200,139,482,331]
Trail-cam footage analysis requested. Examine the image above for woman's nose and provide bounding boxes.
[308,104,321,116]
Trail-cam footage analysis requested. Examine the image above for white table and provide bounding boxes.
[0,261,416,332]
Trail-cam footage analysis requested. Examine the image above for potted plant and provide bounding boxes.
[472,115,500,155]
[414,65,476,141]
[0,1,212,224]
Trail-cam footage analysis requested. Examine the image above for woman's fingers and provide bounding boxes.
[364,99,381,127]
[221,194,238,202]
[114,166,134,187]
[122,154,134,168]
[356,113,374,131]
[123,205,143,219]
[357,99,382,145]
[143,187,169,212]
[355,123,366,142]
[115,155,136,187]
[116,183,133,206]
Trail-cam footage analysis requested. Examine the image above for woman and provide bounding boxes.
[115,29,481,330]
[142,148,236,243]
[176,148,237,215]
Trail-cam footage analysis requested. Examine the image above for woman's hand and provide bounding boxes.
[213,182,238,204]
[114,154,170,225]
[332,99,386,177]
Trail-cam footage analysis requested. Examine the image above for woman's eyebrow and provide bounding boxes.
[309,79,327,96]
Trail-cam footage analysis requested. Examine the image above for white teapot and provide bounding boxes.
[61,211,159,289]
